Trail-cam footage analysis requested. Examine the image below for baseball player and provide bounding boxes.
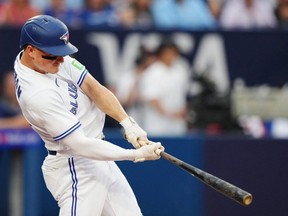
[14,15,164,216]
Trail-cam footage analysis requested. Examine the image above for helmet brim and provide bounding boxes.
[39,42,78,56]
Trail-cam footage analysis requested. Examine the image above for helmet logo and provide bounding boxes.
[60,32,69,45]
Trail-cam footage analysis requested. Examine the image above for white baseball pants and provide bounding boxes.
[42,155,142,216]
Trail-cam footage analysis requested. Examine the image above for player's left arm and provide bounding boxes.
[80,73,149,148]
[81,73,127,122]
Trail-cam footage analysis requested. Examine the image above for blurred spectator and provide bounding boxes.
[275,0,288,29]
[0,2,4,24]
[118,0,154,29]
[115,46,156,125]
[151,0,217,30]
[30,0,83,11]
[219,0,277,30]
[77,0,120,28]
[207,0,224,21]
[110,0,133,8]
[0,0,41,27]
[0,70,29,128]
[43,0,82,29]
[138,38,191,136]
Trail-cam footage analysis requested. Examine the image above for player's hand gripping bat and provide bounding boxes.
[160,151,253,206]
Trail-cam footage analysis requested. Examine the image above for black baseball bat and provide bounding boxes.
[160,151,253,206]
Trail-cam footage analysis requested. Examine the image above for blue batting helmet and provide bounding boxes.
[20,15,78,56]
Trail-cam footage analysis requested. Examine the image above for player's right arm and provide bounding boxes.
[59,128,163,162]
[26,90,163,162]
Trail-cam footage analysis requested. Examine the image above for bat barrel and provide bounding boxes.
[160,151,253,206]
[200,169,253,206]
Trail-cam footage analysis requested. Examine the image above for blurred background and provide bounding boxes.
[1,0,288,215]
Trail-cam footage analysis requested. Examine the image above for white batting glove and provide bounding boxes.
[133,142,164,163]
[120,116,149,149]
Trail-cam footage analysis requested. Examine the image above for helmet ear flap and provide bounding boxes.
[19,15,78,56]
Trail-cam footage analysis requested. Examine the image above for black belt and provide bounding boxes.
[48,150,57,155]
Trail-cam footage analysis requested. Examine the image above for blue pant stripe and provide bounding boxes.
[68,158,78,216]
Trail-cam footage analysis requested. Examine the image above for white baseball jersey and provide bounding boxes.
[14,52,105,151]
[14,52,142,216]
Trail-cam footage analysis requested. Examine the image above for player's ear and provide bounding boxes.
[25,45,36,58]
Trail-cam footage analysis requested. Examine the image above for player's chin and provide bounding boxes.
[47,68,59,74]
[50,65,61,73]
